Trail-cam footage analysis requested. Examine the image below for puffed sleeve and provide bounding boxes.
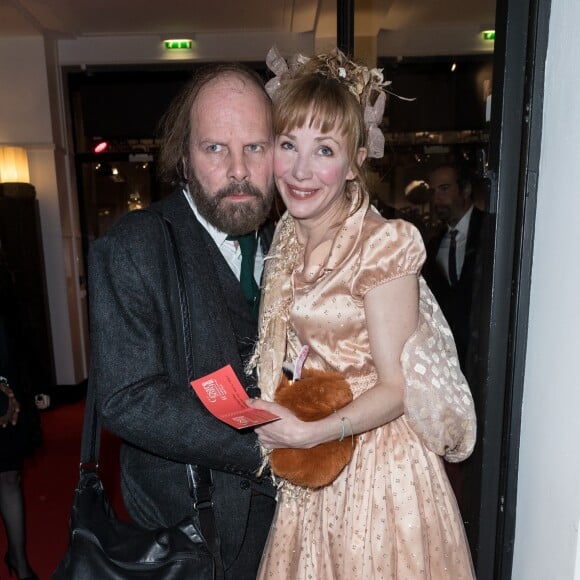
[401,278,476,462]
[352,219,426,300]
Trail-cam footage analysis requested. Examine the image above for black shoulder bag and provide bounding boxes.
[52,214,224,580]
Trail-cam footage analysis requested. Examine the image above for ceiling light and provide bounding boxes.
[451,63,457,72]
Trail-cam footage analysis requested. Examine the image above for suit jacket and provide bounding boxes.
[422,207,484,368]
[87,190,274,569]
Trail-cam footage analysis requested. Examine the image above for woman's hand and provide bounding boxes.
[247,399,317,450]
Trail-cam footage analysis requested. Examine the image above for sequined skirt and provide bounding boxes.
[258,377,475,580]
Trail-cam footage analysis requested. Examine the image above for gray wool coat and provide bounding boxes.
[87,190,275,571]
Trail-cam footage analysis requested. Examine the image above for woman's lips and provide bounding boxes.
[285,184,317,199]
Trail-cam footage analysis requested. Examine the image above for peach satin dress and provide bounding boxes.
[257,198,475,579]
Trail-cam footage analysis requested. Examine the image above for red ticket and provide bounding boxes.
[190,364,280,429]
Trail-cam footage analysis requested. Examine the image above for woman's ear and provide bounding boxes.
[346,147,368,181]
[356,147,368,167]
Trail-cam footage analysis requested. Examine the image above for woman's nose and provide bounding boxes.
[292,154,312,181]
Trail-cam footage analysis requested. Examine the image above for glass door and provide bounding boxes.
[74,152,173,263]
[346,0,547,577]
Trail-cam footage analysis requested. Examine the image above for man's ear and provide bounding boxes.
[180,156,189,181]
[463,181,473,202]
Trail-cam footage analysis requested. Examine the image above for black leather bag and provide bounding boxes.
[52,468,215,579]
[53,214,224,579]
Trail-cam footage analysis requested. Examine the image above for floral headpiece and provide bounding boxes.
[265,46,390,159]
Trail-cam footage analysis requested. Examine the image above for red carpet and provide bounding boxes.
[0,399,124,580]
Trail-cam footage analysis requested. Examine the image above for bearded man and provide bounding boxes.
[87,64,276,579]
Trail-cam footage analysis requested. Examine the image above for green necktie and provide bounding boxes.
[227,233,260,318]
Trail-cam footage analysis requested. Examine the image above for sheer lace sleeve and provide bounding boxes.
[400,277,476,462]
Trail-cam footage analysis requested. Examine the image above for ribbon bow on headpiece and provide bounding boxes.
[265,46,311,98]
[264,46,289,99]
[364,92,386,160]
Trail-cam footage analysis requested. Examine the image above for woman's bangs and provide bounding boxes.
[275,91,348,136]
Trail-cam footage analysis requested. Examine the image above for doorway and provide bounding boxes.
[65,0,550,575]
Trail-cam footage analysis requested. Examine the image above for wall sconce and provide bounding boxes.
[0,147,36,199]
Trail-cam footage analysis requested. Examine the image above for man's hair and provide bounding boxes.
[157,63,270,186]
[430,161,473,194]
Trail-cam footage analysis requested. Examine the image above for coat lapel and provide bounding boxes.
[158,192,248,384]
[461,207,483,283]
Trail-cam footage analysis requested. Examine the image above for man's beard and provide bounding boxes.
[187,174,274,236]
[433,204,452,223]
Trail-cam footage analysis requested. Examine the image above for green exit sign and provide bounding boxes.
[164,39,193,50]
[482,30,496,41]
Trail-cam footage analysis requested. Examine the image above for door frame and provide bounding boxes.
[476,0,551,577]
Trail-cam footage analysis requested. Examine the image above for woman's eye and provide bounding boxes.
[280,141,295,151]
[319,146,333,156]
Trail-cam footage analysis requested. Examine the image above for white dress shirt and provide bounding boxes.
[182,187,264,284]
[435,205,474,284]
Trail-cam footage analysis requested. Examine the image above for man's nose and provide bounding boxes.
[432,190,445,205]
[228,149,250,182]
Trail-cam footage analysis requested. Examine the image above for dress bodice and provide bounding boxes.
[286,202,425,384]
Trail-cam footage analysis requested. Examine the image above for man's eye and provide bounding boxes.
[207,144,223,153]
[246,144,264,153]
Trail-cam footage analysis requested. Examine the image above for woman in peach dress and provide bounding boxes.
[247,48,476,579]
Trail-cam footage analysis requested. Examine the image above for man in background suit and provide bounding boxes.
[88,64,276,579]
[423,163,484,370]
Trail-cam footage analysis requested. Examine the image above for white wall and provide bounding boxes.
[0,37,52,143]
[0,36,86,385]
[512,0,580,578]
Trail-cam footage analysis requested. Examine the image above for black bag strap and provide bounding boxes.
[159,212,224,580]
[79,379,100,469]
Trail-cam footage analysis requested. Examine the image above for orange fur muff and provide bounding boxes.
[270,369,357,489]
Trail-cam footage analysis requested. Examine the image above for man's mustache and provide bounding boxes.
[214,182,264,201]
